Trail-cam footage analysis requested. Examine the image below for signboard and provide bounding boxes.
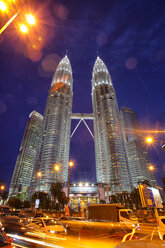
[138,184,156,208]
[35,199,40,208]
[151,188,163,208]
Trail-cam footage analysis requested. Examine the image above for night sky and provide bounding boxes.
[0,0,165,189]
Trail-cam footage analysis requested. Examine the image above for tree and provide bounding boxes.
[22,200,30,209]
[8,197,22,209]
[31,192,50,209]
[0,190,8,201]
[109,194,118,204]
[138,180,151,187]
[50,182,67,210]
[100,199,106,204]
[130,187,142,210]
[109,188,142,210]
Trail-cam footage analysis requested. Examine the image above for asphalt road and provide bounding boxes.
[7,221,162,248]
[8,232,124,248]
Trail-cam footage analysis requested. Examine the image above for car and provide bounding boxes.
[26,217,66,235]
[0,228,15,248]
[1,216,26,235]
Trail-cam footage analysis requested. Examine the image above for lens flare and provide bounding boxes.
[0,1,7,11]
[146,137,153,144]
[26,14,35,25]
[20,24,28,33]
[148,165,154,171]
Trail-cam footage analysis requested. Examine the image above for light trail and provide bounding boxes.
[125,128,165,134]
[12,243,27,248]
[0,10,20,34]
[7,234,64,248]
[26,231,67,240]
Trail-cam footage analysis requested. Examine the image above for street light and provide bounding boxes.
[37,171,42,198]
[0,185,5,204]
[37,171,42,178]
[148,165,155,171]
[0,1,7,11]
[26,14,35,25]
[68,161,74,197]
[146,136,153,144]
[0,185,4,191]
[54,164,60,182]
[20,23,28,33]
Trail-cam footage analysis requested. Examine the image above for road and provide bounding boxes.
[8,232,124,248]
[7,221,162,248]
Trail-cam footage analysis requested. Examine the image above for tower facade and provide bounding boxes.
[38,55,73,192]
[9,111,43,200]
[92,57,131,194]
[120,107,156,187]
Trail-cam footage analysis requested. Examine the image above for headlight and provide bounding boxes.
[49,230,55,234]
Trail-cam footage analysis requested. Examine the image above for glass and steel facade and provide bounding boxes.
[38,56,73,192]
[69,183,99,211]
[120,107,157,187]
[9,111,43,200]
[92,57,131,194]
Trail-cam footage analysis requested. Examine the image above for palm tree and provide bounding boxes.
[50,182,67,210]
[130,187,142,210]
[138,180,151,187]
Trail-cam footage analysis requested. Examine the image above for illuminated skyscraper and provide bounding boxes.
[38,55,73,192]
[92,57,131,194]
[120,107,157,187]
[9,111,43,200]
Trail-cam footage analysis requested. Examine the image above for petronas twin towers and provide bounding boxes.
[9,55,154,199]
[38,56,73,192]
[35,55,131,194]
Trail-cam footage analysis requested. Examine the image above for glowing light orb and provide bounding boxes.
[26,14,35,25]
[69,161,74,167]
[148,165,154,171]
[37,172,42,177]
[0,1,7,11]
[146,137,153,144]
[0,185,4,190]
[20,24,28,33]
[54,164,60,171]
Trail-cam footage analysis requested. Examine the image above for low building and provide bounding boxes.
[64,182,100,211]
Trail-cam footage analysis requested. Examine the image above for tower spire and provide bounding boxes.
[92,57,112,88]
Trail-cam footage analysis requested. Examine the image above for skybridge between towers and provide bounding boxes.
[71,113,94,139]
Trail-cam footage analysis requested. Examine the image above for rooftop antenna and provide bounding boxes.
[66,50,68,56]
[96,50,99,57]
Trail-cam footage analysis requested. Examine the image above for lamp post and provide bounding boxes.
[54,164,60,182]
[37,171,42,199]
[35,172,42,213]
[68,161,74,198]
[52,164,60,209]
[0,185,4,205]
